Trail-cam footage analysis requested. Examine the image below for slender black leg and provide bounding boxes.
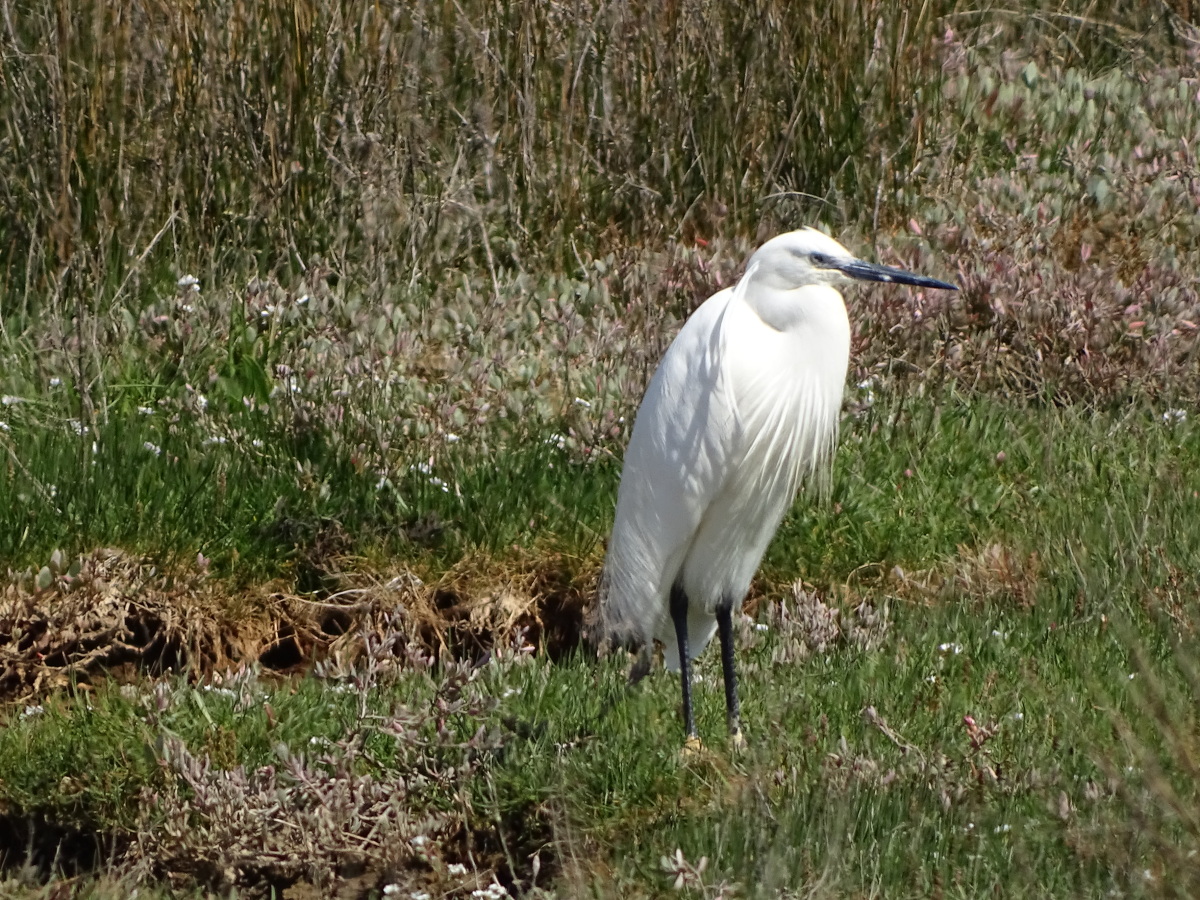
[670,583,698,742]
[716,602,745,747]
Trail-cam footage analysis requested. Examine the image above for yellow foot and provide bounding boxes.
[680,734,704,758]
[730,728,747,752]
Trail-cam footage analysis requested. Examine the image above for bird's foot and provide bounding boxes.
[680,734,704,759]
[730,727,747,753]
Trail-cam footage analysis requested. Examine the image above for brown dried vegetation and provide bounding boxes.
[0,549,265,703]
[0,548,594,705]
[886,542,1043,610]
[123,652,511,896]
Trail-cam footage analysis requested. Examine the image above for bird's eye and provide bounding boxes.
[809,252,832,267]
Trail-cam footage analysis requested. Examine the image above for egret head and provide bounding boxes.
[747,227,958,293]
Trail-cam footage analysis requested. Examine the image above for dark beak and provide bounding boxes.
[835,259,958,291]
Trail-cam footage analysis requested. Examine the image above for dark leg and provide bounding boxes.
[716,602,744,747]
[670,583,698,742]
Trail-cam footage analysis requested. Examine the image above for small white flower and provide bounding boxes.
[1128,673,1136,680]
[138,406,155,416]
[573,397,592,409]
[1012,712,1024,721]
[409,835,428,848]
[994,823,1011,833]
[1162,409,1187,424]
[21,705,44,719]
[143,442,162,456]
[472,884,508,899]
[2,395,25,406]
[938,642,963,654]
[855,378,877,407]
[177,274,200,290]
[49,377,62,388]
[202,435,227,446]
[446,433,461,443]
[755,623,769,632]
[0,421,9,432]
[447,863,468,876]
[252,439,264,448]
[196,394,208,411]
[296,294,310,305]
[409,892,430,900]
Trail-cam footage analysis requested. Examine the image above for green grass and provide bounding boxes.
[3,393,1199,896]
[8,383,1200,602]
[489,630,1141,896]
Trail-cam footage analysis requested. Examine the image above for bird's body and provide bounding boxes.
[603,252,850,667]
[599,227,957,745]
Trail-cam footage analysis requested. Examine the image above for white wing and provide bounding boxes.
[599,276,747,661]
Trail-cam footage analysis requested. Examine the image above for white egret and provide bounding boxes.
[598,227,957,746]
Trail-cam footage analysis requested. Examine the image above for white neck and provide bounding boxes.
[740,272,849,338]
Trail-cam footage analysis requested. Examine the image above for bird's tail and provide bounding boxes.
[587,564,646,655]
